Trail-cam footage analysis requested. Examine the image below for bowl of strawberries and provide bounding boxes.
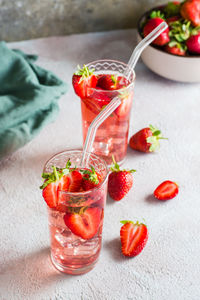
[137,0,200,82]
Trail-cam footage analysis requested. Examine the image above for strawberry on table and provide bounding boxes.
[154,180,179,200]
[72,64,98,98]
[120,220,148,257]
[64,207,102,240]
[143,16,170,46]
[108,157,136,201]
[129,124,167,153]
[180,0,200,27]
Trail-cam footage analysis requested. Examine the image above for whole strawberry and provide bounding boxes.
[186,32,200,54]
[165,43,186,56]
[120,220,148,257]
[108,157,136,201]
[180,0,200,27]
[129,125,167,153]
[143,17,170,46]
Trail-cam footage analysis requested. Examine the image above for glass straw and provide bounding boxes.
[81,21,168,166]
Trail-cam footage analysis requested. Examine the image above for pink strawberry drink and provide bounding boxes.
[41,150,108,275]
[73,60,135,165]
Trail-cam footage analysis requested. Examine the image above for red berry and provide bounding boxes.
[180,0,200,27]
[129,125,166,153]
[42,175,70,209]
[120,221,148,257]
[68,170,83,193]
[115,94,132,118]
[166,16,180,24]
[186,33,200,54]
[64,207,102,240]
[154,180,179,200]
[97,74,118,90]
[143,18,170,46]
[108,157,136,201]
[72,65,98,98]
[82,167,102,191]
[165,44,186,56]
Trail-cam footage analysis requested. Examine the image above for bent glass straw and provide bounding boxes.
[81,21,168,166]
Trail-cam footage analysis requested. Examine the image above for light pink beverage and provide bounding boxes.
[80,60,135,165]
[43,150,108,275]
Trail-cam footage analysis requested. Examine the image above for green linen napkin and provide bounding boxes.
[0,41,68,160]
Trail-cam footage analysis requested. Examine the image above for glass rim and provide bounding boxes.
[43,149,109,196]
[86,59,136,93]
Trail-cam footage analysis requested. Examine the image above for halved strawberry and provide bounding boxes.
[64,207,102,239]
[68,170,83,192]
[115,94,132,118]
[120,220,148,257]
[72,65,98,98]
[154,180,179,200]
[116,76,130,89]
[97,74,118,90]
[42,172,70,209]
[89,88,110,109]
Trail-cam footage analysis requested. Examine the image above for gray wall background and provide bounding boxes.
[0,0,167,42]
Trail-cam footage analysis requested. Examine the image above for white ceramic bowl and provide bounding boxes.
[137,9,200,83]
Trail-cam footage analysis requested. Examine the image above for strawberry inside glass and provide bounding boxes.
[72,60,135,165]
[41,150,108,275]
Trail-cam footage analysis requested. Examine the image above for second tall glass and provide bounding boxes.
[80,59,135,165]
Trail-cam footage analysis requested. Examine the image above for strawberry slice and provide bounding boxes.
[97,74,130,90]
[68,170,83,192]
[120,221,148,257]
[64,207,102,240]
[72,65,97,98]
[154,180,179,200]
[115,94,132,118]
[42,173,70,209]
[89,88,110,109]
[97,74,118,90]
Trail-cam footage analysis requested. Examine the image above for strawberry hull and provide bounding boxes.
[43,150,108,275]
[80,60,135,165]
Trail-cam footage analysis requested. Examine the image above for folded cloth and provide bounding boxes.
[0,41,68,160]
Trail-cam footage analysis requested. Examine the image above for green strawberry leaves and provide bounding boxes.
[110,156,136,173]
[40,159,71,189]
[164,2,181,18]
[147,125,167,152]
[74,64,95,82]
[150,10,165,20]
[81,166,99,185]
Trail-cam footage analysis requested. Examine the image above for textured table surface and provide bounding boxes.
[0,29,200,300]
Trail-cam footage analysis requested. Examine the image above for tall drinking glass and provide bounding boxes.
[80,59,135,165]
[43,150,108,275]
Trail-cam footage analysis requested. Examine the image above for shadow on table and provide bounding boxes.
[103,238,125,263]
[0,247,72,296]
